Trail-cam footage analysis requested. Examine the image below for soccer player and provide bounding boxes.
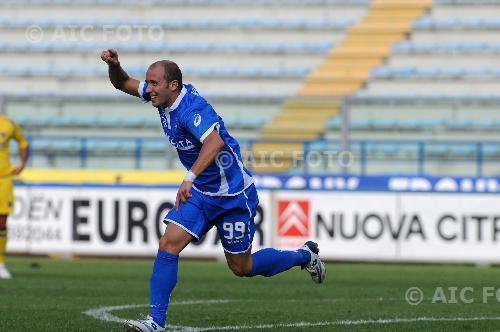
[100,49,326,332]
[0,114,29,279]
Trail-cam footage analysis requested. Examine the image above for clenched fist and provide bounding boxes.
[101,49,119,66]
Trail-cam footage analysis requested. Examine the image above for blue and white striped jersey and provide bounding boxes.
[138,82,253,196]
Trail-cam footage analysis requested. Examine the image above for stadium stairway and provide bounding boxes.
[253,0,433,173]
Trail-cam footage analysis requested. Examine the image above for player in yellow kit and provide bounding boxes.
[0,114,29,279]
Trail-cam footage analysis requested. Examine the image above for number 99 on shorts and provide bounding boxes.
[222,222,246,242]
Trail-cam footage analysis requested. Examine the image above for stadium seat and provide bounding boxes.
[2,0,499,178]
[351,118,372,130]
[143,140,167,152]
[483,145,500,156]
[446,119,473,130]
[449,145,477,156]
[426,145,449,155]
[239,117,266,128]
[325,117,341,129]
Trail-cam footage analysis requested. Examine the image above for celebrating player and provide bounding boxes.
[101,49,326,332]
[0,114,29,279]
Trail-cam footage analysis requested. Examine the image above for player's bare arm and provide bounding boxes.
[175,130,224,210]
[100,49,140,97]
[12,146,28,175]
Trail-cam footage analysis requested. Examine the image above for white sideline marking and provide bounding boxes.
[83,299,500,331]
[82,299,232,329]
[188,316,500,331]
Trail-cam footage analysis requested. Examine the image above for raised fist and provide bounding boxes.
[100,49,119,66]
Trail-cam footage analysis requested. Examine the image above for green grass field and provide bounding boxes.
[1,257,500,331]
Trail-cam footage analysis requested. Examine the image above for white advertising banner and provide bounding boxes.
[273,191,500,263]
[9,185,272,258]
[9,184,500,263]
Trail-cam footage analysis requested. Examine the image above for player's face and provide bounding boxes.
[145,65,178,108]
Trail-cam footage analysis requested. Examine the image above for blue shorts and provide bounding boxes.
[164,184,259,254]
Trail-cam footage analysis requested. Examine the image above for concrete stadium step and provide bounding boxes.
[263,125,325,134]
[327,49,388,59]
[364,10,428,19]
[371,0,432,9]
[313,67,373,76]
[258,132,319,140]
[251,142,303,173]
[252,142,304,156]
[279,107,338,115]
[349,23,414,34]
[305,75,367,84]
[271,101,340,128]
[305,72,369,82]
[282,98,340,110]
[261,125,325,134]
[333,45,392,54]
[300,0,432,98]
[250,159,295,173]
[261,127,322,136]
[253,0,432,172]
[319,58,383,68]
[341,36,404,46]
[270,113,333,122]
[299,82,365,97]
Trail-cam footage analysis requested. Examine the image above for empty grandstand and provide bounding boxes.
[1,0,499,177]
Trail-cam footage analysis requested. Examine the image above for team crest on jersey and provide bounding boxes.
[194,114,201,127]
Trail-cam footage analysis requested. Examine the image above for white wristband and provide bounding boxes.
[184,170,197,182]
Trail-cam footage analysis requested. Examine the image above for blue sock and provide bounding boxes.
[248,248,310,277]
[149,250,178,327]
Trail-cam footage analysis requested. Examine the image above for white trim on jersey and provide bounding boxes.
[216,162,230,196]
[192,180,254,197]
[138,81,148,103]
[200,122,219,143]
[168,86,187,111]
[243,190,254,247]
[243,190,253,220]
[227,143,254,192]
[192,139,254,196]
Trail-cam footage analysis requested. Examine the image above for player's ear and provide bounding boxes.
[168,80,179,92]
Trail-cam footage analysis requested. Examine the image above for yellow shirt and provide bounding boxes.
[0,115,28,177]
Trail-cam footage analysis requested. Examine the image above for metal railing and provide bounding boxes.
[17,135,500,177]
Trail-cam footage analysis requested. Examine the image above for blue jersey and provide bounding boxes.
[138,82,253,196]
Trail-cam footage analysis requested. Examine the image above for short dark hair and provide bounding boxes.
[149,60,182,91]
